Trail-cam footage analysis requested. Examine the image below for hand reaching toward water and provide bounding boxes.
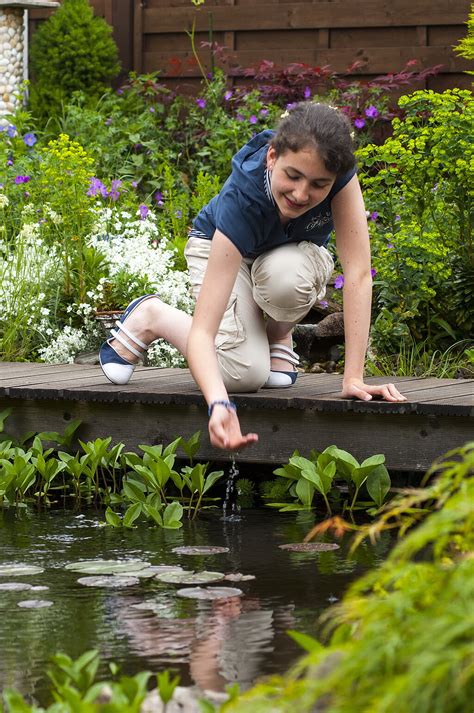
[208,405,258,451]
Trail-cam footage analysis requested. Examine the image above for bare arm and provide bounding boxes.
[332,175,406,402]
[187,230,259,448]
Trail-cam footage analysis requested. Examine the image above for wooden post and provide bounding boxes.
[133,0,143,73]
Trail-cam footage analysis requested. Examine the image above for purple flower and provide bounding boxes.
[387,243,394,249]
[105,118,112,126]
[154,191,164,205]
[286,102,297,111]
[249,115,258,124]
[365,105,379,119]
[6,125,17,138]
[14,175,30,184]
[196,98,206,109]
[354,118,366,130]
[370,211,378,222]
[6,158,13,166]
[108,179,122,201]
[370,268,377,279]
[303,86,311,99]
[149,107,155,113]
[23,132,37,147]
[334,274,344,289]
[224,90,233,101]
[138,204,149,220]
[319,300,329,309]
[236,113,245,121]
[117,88,123,95]
[175,209,182,218]
[86,177,108,198]
[131,181,138,188]
[395,214,401,222]
[259,108,269,116]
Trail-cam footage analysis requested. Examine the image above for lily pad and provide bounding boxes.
[224,573,256,582]
[147,565,185,574]
[156,570,225,585]
[0,564,44,577]
[177,586,243,600]
[17,600,53,608]
[66,559,151,575]
[172,546,229,556]
[30,585,50,592]
[77,576,140,588]
[278,543,340,552]
[0,582,32,591]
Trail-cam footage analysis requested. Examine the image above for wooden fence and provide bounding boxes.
[28,0,472,91]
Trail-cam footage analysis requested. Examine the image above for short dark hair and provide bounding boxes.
[270,102,356,176]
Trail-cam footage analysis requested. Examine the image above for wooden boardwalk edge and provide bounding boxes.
[0,363,473,472]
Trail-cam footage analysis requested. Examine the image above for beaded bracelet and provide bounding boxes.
[208,400,237,418]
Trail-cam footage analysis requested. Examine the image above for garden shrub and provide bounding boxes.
[29,0,120,121]
[357,88,474,353]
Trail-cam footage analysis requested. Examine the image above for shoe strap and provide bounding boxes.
[269,343,299,366]
[114,319,148,350]
[111,328,144,359]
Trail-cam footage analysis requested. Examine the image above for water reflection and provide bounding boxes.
[0,508,392,702]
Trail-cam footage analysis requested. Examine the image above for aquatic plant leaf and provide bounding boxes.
[366,464,391,507]
[0,564,44,576]
[0,582,32,591]
[279,543,340,552]
[17,599,53,608]
[30,585,50,591]
[148,565,185,574]
[66,559,151,574]
[176,586,243,600]
[155,570,225,585]
[224,573,256,582]
[171,546,229,555]
[77,576,140,588]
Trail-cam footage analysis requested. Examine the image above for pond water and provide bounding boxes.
[0,506,391,704]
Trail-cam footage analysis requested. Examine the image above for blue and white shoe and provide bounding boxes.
[263,344,299,388]
[99,294,159,385]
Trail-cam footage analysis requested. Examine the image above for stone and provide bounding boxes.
[141,686,228,713]
[74,351,100,365]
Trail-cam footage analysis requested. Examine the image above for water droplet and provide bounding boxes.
[222,456,242,522]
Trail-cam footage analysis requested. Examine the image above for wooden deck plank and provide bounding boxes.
[0,363,472,471]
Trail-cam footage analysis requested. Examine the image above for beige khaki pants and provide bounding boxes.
[184,237,334,393]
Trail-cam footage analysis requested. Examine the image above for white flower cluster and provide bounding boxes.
[87,207,193,313]
[147,339,187,369]
[0,193,9,208]
[38,325,89,364]
[0,231,60,320]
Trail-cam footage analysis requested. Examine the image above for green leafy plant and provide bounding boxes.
[269,446,391,514]
[357,88,474,353]
[29,0,120,121]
